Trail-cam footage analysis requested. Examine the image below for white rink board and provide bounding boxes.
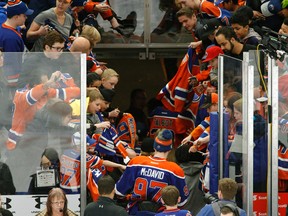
[1,194,80,216]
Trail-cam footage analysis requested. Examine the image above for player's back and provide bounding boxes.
[116,156,187,203]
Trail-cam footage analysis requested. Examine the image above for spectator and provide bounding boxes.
[140,137,155,156]
[230,12,262,46]
[27,0,73,51]
[98,86,116,114]
[25,0,56,30]
[224,91,242,143]
[36,187,77,216]
[82,1,135,37]
[0,2,7,25]
[175,143,206,215]
[84,175,128,216]
[99,69,121,121]
[125,88,149,142]
[64,35,91,82]
[86,88,110,137]
[201,45,224,87]
[19,30,81,87]
[175,0,231,26]
[80,24,101,47]
[62,36,92,85]
[92,87,136,163]
[217,0,241,12]
[87,72,102,88]
[155,185,192,216]
[246,0,284,32]
[199,18,222,51]
[278,3,288,19]
[28,148,60,194]
[24,0,56,50]
[101,68,119,90]
[18,30,66,87]
[234,5,264,39]
[279,17,288,36]
[80,25,105,74]
[176,7,203,56]
[0,161,16,195]
[215,26,257,60]
[181,93,219,153]
[151,0,181,38]
[68,34,89,52]
[220,204,240,216]
[0,0,34,86]
[115,129,189,215]
[229,98,267,192]
[196,178,246,216]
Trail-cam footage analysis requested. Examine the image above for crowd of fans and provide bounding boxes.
[0,0,288,215]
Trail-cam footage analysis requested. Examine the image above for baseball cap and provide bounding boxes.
[153,129,173,152]
[7,0,34,17]
[202,45,224,62]
[261,0,282,17]
[200,93,218,109]
[200,18,221,40]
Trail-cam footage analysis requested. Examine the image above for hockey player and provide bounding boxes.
[6,71,80,150]
[115,129,189,215]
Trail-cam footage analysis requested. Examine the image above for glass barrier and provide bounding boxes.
[277,53,288,216]
[0,52,82,215]
[245,50,269,215]
[95,0,145,44]
[149,0,192,44]
[220,55,245,207]
[93,0,193,45]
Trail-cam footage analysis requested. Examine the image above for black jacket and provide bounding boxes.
[84,196,128,216]
[0,162,15,195]
[0,208,13,216]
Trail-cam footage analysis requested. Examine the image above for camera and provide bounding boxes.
[203,192,219,204]
[261,26,288,61]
